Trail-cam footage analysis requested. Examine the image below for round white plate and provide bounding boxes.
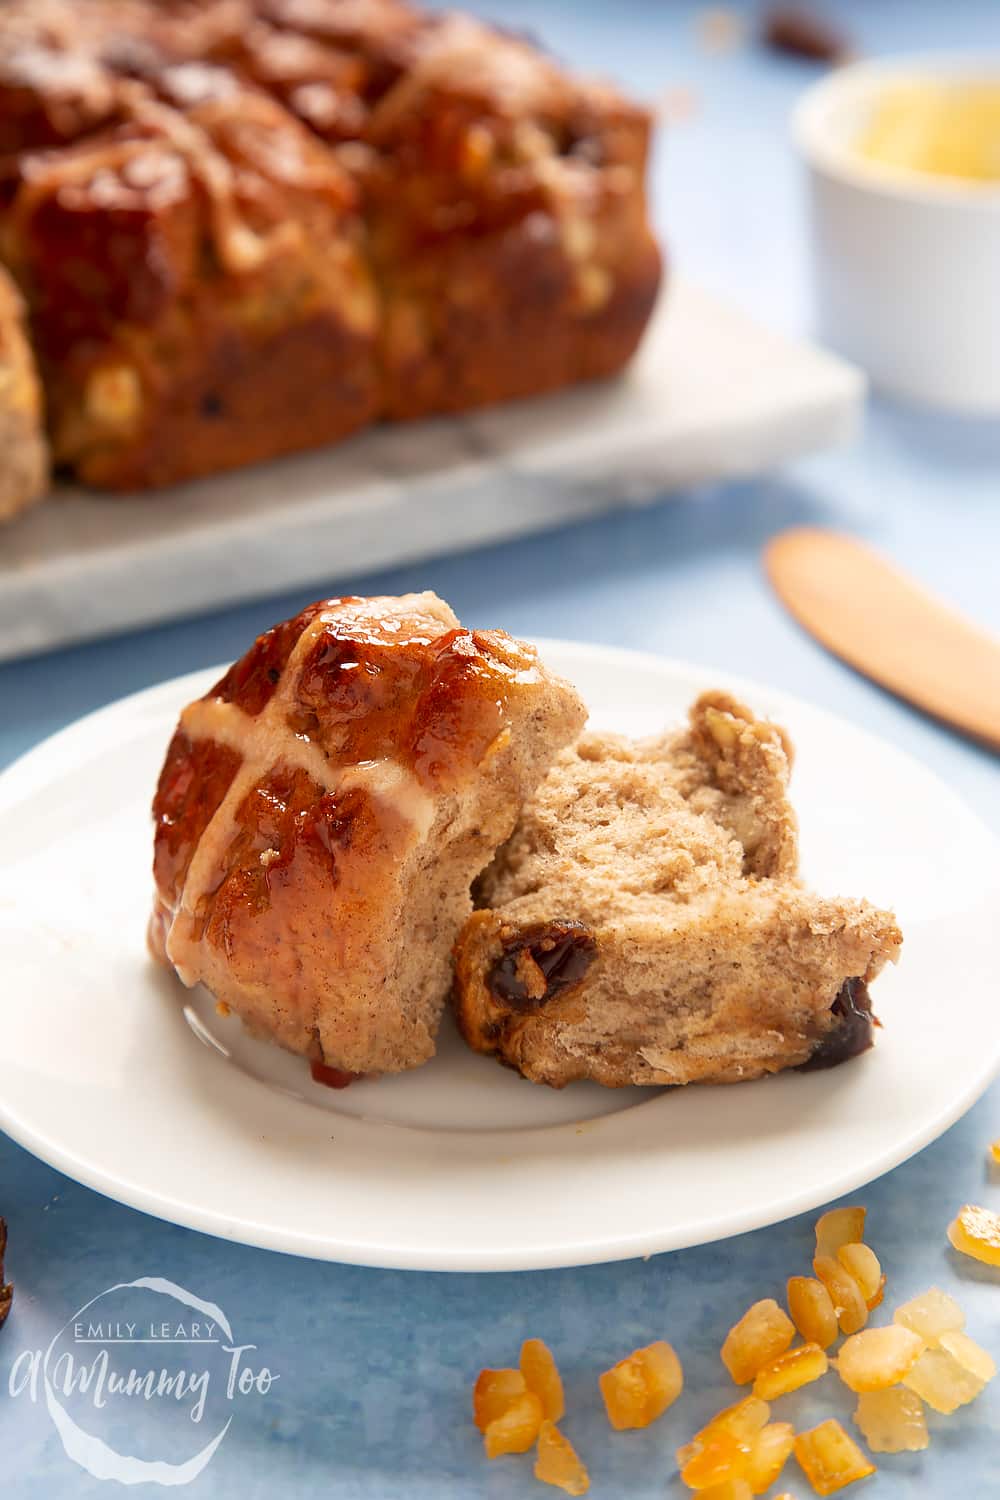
[1,643,998,1271]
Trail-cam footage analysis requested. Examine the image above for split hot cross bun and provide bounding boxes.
[150,592,586,1076]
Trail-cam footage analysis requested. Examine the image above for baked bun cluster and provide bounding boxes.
[151,598,902,1088]
[0,0,661,493]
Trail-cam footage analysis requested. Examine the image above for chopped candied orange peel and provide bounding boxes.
[600,1339,682,1430]
[753,1343,828,1400]
[836,1245,882,1305]
[903,1330,996,1414]
[696,1480,753,1500]
[676,1397,769,1490]
[521,1338,565,1423]
[473,1368,526,1431]
[893,1287,964,1345]
[721,1300,795,1384]
[794,1418,875,1495]
[948,1204,1000,1266]
[483,1390,543,1458]
[534,1420,589,1495]
[813,1257,868,1336]
[836,1326,925,1393]
[815,1207,866,1259]
[787,1276,838,1349]
[853,1386,928,1453]
[745,1421,795,1493]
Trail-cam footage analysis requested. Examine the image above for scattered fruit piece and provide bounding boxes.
[761,4,850,64]
[865,1276,886,1312]
[696,1481,753,1500]
[813,1257,868,1335]
[678,1426,748,1490]
[0,1220,10,1332]
[893,1288,965,1346]
[473,1368,527,1431]
[722,1300,796,1384]
[853,1387,928,1453]
[902,1345,988,1415]
[939,1330,996,1384]
[794,1419,876,1495]
[836,1245,882,1305]
[836,1326,925,1393]
[535,1420,590,1495]
[745,1422,795,1493]
[948,1205,1000,1267]
[753,1344,829,1400]
[521,1339,566,1423]
[483,1390,543,1457]
[788,1277,838,1349]
[600,1340,683,1429]
[991,1139,1000,1165]
[815,1207,866,1259]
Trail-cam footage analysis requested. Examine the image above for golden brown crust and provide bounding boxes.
[151,592,586,1073]
[0,0,660,491]
[0,264,48,520]
[454,693,903,1089]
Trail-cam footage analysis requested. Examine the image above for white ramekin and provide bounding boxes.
[793,55,1000,413]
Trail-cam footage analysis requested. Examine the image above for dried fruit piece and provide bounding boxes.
[600,1340,683,1430]
[948,1205,1000,1266]
[696,1481,753,1500]
[813,1257,868,1335]
[893,1288,964,1346]
[794,1419,876,1495]
[788,1276,838,1349]
[745,1422,795,1493]
[521,1339,565,1423]
[753,1344,829,1400]
[473,1368,527,1431]
[853,1387,928,1453]
[940,1330,996,1383]
[483,1390,543,1458]
[902,1345,988,1414]
[991,1139,1000,1164]
[678,1426,748,1490]
[535,1420,589,1495]
[722,1300,796,1384]
[815,1207,866,1259]
[0,1219,10,1332]
[836,1327,925,1393]
[836,1245,882,1304]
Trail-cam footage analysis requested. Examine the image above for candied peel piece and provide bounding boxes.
[901,1344,987,1415]
[815,1207,866,1259]
[722,1300,796,1384]
[793,1419,875,1495]
[787,1276,838,1349]
[836,1245,882,1305]
[473,1368,526,1431]
[893,1287,964,1345]
[753,1343,828,1400]
[534,1420,590,1495]
[948,1204,1000,1266]
[854,1387,928,1453]
[991,1139,1000,1164]
[0,1219,10,1333]
[600,1340,683,1430]
[483,1390,543,1457]
[813,1257,868,1336]
[696,1481,753,1500]
[745,1421,795,1493]
[835,1326,925,1393]
[940,1329,996,1384]
[678,1426,748,1490]
[521,1338,565,1423]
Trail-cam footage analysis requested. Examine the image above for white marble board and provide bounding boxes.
[0,279,863,661]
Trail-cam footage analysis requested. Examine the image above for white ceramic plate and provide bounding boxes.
[1,643,998,1271]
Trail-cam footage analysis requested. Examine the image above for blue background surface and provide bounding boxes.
[2,2,999,1494]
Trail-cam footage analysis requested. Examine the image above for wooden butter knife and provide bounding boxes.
[765,527,1000,753]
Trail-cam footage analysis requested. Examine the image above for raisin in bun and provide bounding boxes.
[454,693,902,1088]
[150,592,585,1075]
